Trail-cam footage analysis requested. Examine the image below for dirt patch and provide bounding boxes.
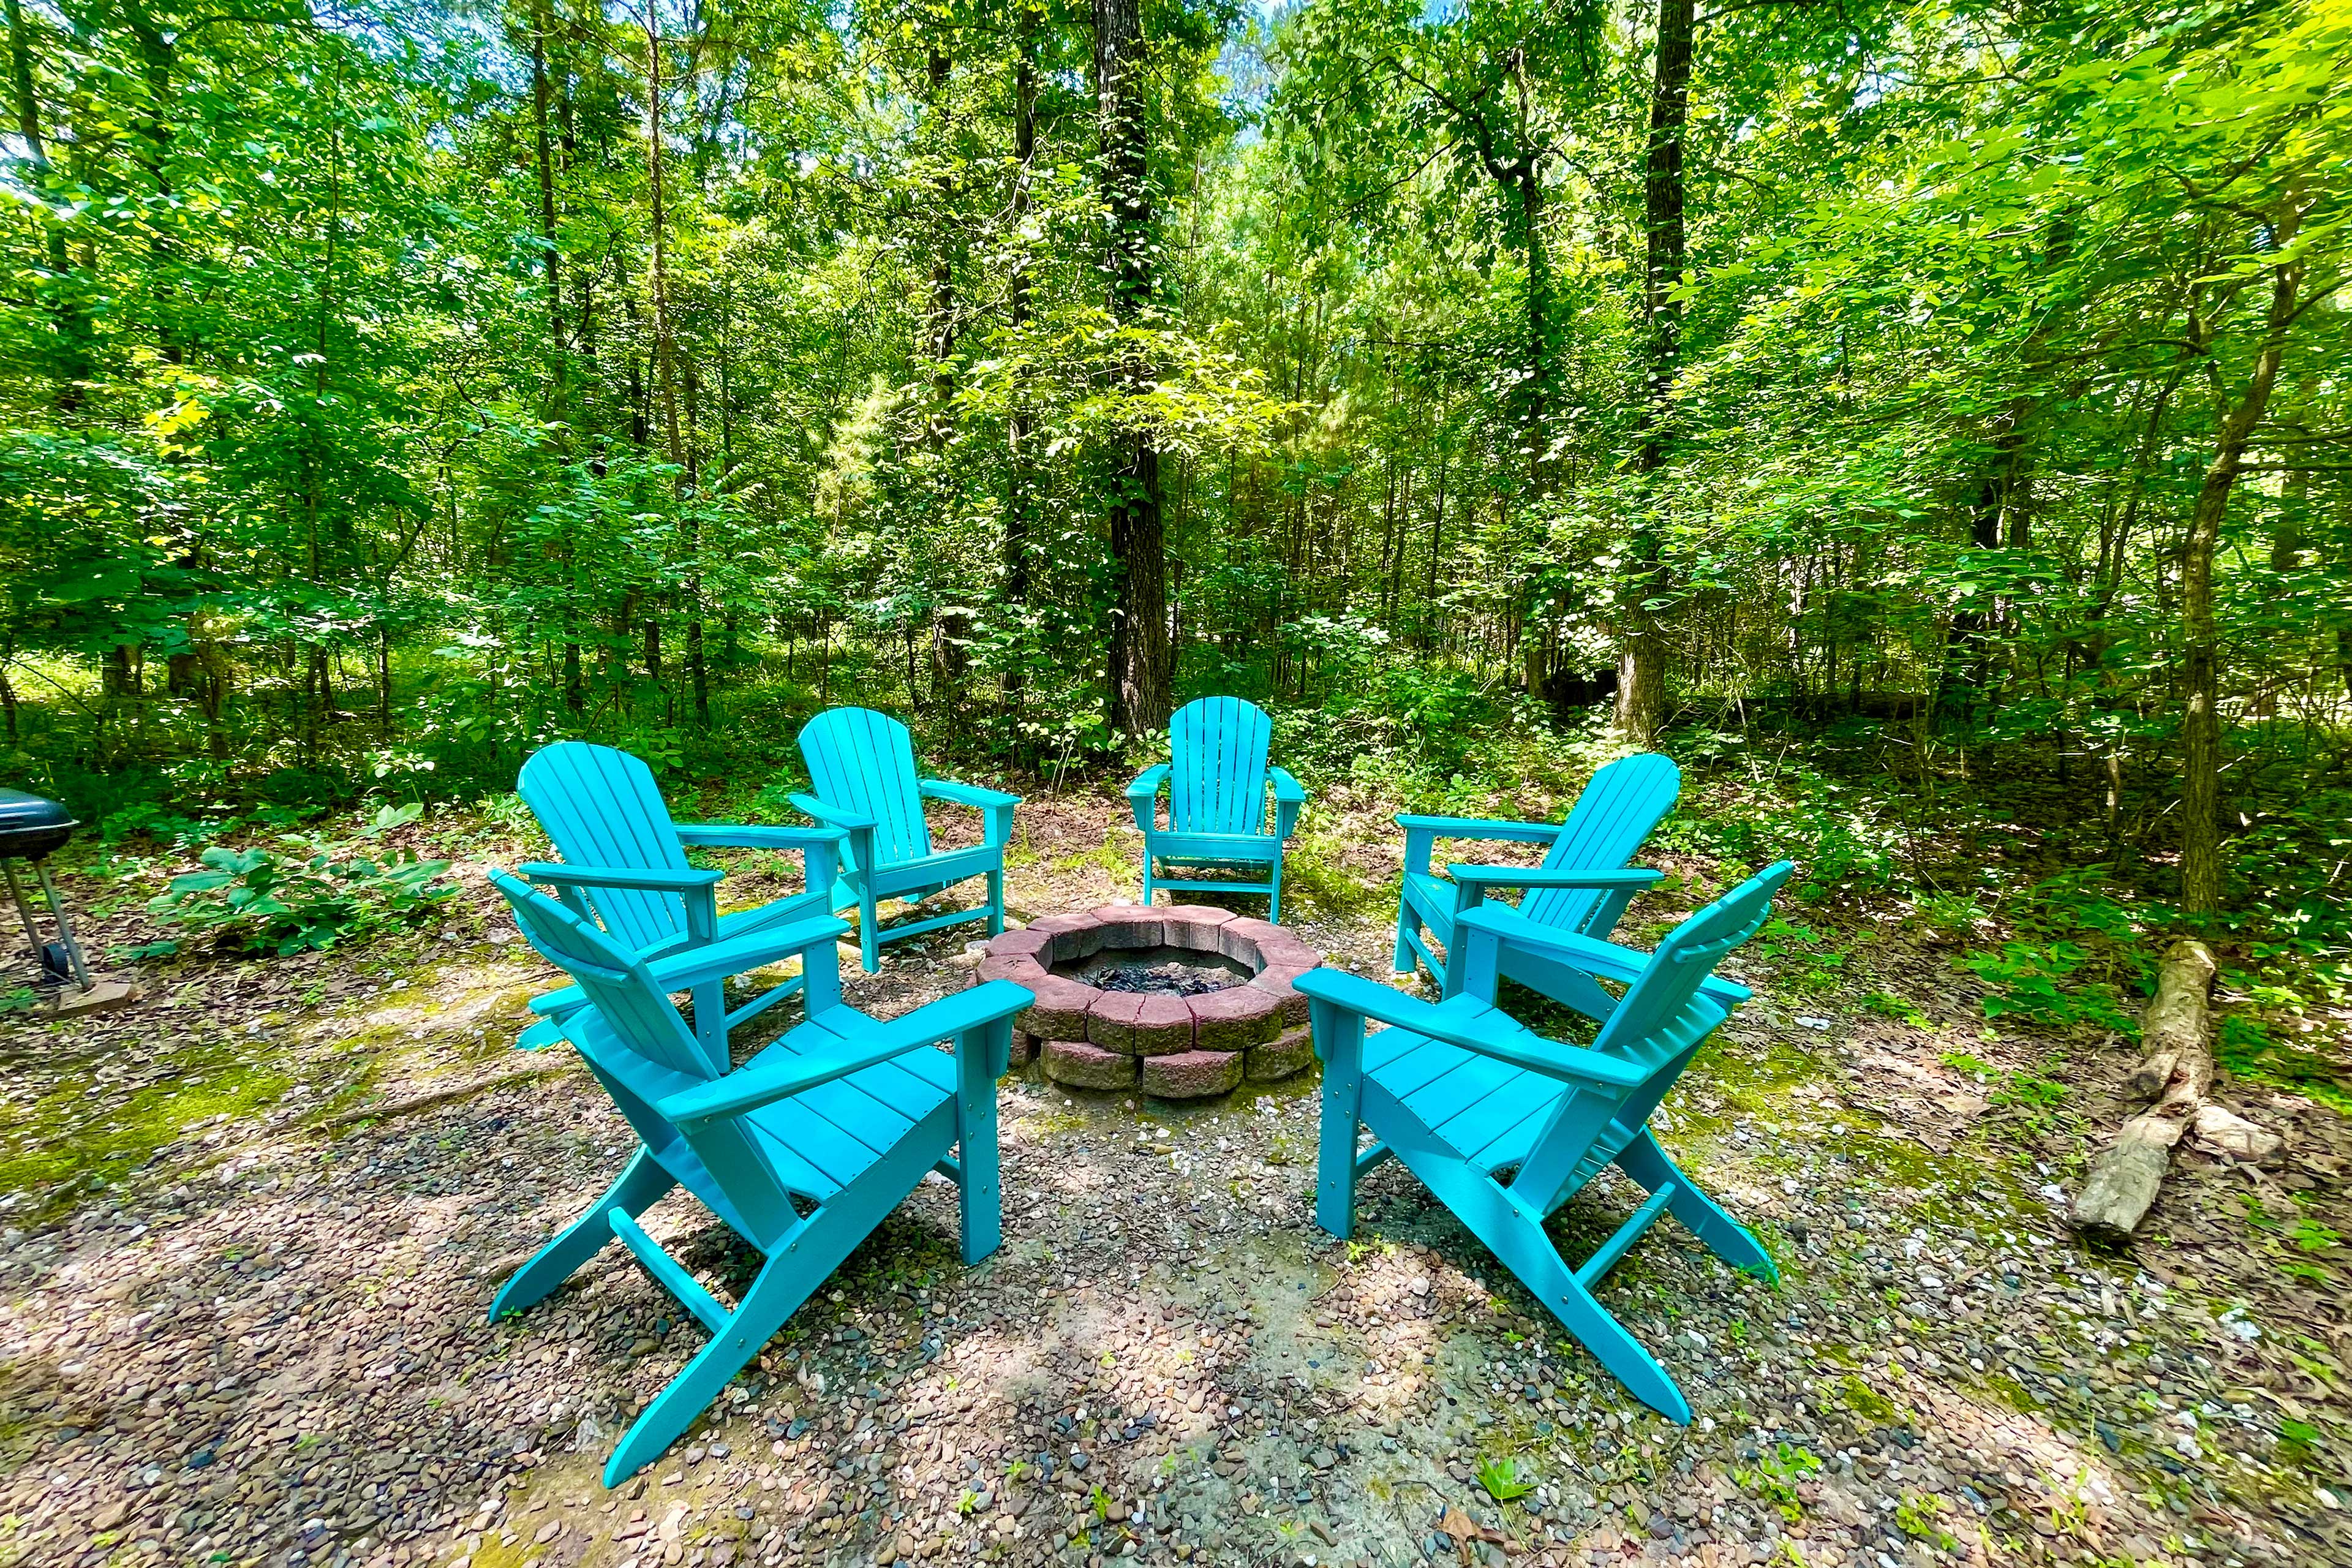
[0,788,2343,1568]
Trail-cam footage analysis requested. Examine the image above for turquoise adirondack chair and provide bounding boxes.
[488,867,1032,1484]
[518,742,843,1068]
[792,707,1021,973]
[1301,858,1794,1423]
[1394,753,1680,1008]
[1126,696,1306,922]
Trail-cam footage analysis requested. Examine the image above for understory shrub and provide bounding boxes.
[147,804,455,955]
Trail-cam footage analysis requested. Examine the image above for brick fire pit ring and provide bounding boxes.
[975,905,1322,1098]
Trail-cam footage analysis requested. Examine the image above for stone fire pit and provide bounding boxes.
[976,905,1322,1098]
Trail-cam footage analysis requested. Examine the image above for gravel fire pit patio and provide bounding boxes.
[976,903,1322,1098]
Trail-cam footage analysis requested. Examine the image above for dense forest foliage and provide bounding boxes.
[2,0,2348,995]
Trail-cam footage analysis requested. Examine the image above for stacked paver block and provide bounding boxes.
[974,903,1322,1098]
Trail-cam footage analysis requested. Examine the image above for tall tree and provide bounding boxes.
[1612,0,1692,745]
[1093,0,1169,737]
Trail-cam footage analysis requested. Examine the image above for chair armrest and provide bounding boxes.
[521,861,724,942]
[1395,813,1558,878]
[788,794,876,832]
[1447,864,1663,916]
[662,980,1035,1129]
[527,984,587,1019]
[1457,903,1752,1006]
[920,778,1021,809]
[1294,970,1646,1088]
[1392,814,1564,843]
[674,823,844,850]
[1126,764,1170,832]
[521,862,723,894]
[1270,767,1306,840]
[676,824,842,900]
[791,793,875,879]
[921,778,1020,849]
[643,914,852,993]
[1447,865,1662,894]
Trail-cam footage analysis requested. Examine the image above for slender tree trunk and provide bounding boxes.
[529,0,565,362]
[1518,160,1550,491]
[922,45,970,704]
[2179,210,2304,916]
[1093,0,1169,737]
[6,0,86,410]
[1422,442,1448,655]
[1615,0,1692,745]
[643,7,685,473]
[1001,10,1039,724]
[643,4,707,726]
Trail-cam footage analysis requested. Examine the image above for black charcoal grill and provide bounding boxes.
[0,789,91,987]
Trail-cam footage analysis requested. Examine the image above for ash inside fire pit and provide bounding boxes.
[1068,944,1251,997]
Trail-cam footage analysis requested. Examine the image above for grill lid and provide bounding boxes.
[0,789,77,859]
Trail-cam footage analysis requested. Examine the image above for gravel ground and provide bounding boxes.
[1,792,2346,1568]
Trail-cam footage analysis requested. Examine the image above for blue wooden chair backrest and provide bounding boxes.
[1521,753,1683,932]
[1168,696,1273,835]
[797,707,933,873]
[488,869,799,1240]
[519,742,693,954]
[1497,859,1792,1208]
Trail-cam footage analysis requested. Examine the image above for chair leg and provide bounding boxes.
[1382,1116,1691,1423]
[956,1021,1007,1264]
[1313,1005,1365,1240]
[1614,1129,1776,1281]
[1140,848,1155,907]
[856,889,881,973]
[985,869,1005,938]
[1494,1212,1693,1425]
[1267,855,1283,925]
[1392,898,1417,975]
[489,1148,676,1322]
[602,1245,820,1485]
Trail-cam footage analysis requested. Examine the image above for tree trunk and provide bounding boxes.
[643,5,685,474]
[562,634,584,714]
[1001,10,1038,722]
[2180,207,2302,916]
[6,0,86,410]
[1093,0,1169,738]
[529,0,565,361]
[1614,0,1692,747]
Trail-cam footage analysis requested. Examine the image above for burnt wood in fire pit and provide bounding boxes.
[974,904,1322,1096]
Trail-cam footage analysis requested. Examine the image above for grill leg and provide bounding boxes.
[3,859,42,961]
[32,861,91,989]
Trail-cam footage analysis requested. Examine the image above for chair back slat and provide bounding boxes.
[488,870,797,1238]
[798,707,933,872]
[1593,860,1792,1057]
[1504,861,1792,1208]
[1169,696,1272,835]
[1523,753,1681,932]
[519,742,692,953]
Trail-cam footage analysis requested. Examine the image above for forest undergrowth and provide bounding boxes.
[4,687,2350,1568]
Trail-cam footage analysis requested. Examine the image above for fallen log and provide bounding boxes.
[2072,938,2218,1242]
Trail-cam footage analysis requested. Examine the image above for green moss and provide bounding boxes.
[1979,1372,2041,1414]
[1835,1374,1901,1425]
[1281,830,1391,918]
[0,1033,293,1213]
